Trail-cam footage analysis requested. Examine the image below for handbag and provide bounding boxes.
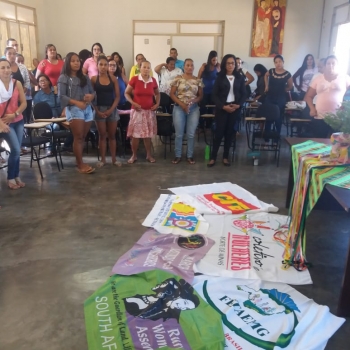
[0,79,17,118]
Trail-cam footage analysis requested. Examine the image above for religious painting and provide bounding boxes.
[251,0,287,57]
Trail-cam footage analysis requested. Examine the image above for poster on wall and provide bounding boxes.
[251,0,287,57]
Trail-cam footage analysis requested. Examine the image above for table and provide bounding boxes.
[285,137,350,317]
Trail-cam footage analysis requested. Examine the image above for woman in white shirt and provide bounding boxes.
[154,57,182,96]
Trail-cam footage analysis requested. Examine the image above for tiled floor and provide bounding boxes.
[0,132,349,349]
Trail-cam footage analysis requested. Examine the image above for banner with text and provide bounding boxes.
[112,229,214,283]
[193,275,344,350]
[169,182,278,215]
[142,194,209,235]
[194,213,312,285]
[84,270,225,350]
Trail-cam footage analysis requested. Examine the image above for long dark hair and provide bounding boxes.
[203,50,218,77]
[219,54,240,78]
[254,64,268,77]
[61,52,87,87]
[78,49,92,66]
[111,52,124,68]
[91,43,103,55]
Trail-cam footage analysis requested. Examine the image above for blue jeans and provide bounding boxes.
[2,119,24,180]
[173,104,200,158]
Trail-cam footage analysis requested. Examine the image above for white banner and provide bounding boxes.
[169,182,278,215]
[193,275,344,350]
[142,194,209,236]
[194,213,312,285]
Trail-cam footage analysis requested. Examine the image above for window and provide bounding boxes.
[0,0,38,69]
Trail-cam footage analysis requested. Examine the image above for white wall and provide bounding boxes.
[319,0,349,58]
[17,0,324,80]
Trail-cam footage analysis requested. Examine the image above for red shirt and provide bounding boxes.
[129,75,158,110]
[38,59,64,86]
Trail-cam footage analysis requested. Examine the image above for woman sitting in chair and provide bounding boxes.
[0,58,27,189]
[34,74,62,117]
[207,54,246,167]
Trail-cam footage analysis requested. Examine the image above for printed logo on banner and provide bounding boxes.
[203,192,259,214]
[231,214,270,235]
[123,277,199,349]
[203,282,300,349]
[177,235,205,250]
[163,202,199,232]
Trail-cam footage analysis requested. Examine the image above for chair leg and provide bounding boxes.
[32,147,44,179]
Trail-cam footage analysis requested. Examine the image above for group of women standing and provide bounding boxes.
[2,41,350,189]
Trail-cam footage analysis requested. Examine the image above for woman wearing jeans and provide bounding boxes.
[0,58,27,189]
[207,54,246,167]
[170,59,203,164]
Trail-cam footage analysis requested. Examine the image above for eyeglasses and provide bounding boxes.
[226,61,235,65]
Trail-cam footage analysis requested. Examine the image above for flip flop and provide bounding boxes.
[77,166,95,174]
[8,180,20,190]
[146,157,156,163]
[113,161,122,167]
[172,157,182,164]
[187,158,196,164]
[127,158,137,164]
[96,161,105,168]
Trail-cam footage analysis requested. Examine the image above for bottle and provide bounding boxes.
[205,145,210,160]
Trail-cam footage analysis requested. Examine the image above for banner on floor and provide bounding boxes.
[111,229,214,283]
[84,270,225,350]
[194,213,312,285]
[142,194,209,235]
[193,275,345,350]
[168,182,278,215]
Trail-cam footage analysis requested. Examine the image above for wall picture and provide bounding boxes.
[251,0,287,57]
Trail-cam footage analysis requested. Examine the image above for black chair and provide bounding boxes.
[85,121,99,155]
[119,113,130,156]
[159,92,174,113]
[156,113,173,159]
[33,102,70,169]
[246,104,281,166]
[22,122,60,179]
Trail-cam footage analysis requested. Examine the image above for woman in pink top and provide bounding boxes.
[35,44,64,87]
[0,58,27,189]
[82,43,103,78]
[305,55,350,137]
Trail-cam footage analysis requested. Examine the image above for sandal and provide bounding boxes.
[77,166,95,174]
[187,157,196,164]
[113,160,122,167]
[96,161,105,168]
[8,180,20,190]
[15,177,25,188]
[172,157,182,164]
[223,159,231,167]
[207,160,216,168]
[146,157,156,163]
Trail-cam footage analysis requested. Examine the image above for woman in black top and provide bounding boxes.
[207,54,246,167]
[253,64,268,102]
[264,55,293,133]
[91,56,120,167]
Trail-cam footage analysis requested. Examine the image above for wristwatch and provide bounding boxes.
[15,111,20,117]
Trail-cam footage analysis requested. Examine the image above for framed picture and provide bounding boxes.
[251,0,287,57]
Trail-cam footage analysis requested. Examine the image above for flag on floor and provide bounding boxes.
[111,229,214,283]
[84,270,225,350]
[193,213,312,285]
[193,275,345,350]
[169,182,278,215]
[142,194,209,235]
